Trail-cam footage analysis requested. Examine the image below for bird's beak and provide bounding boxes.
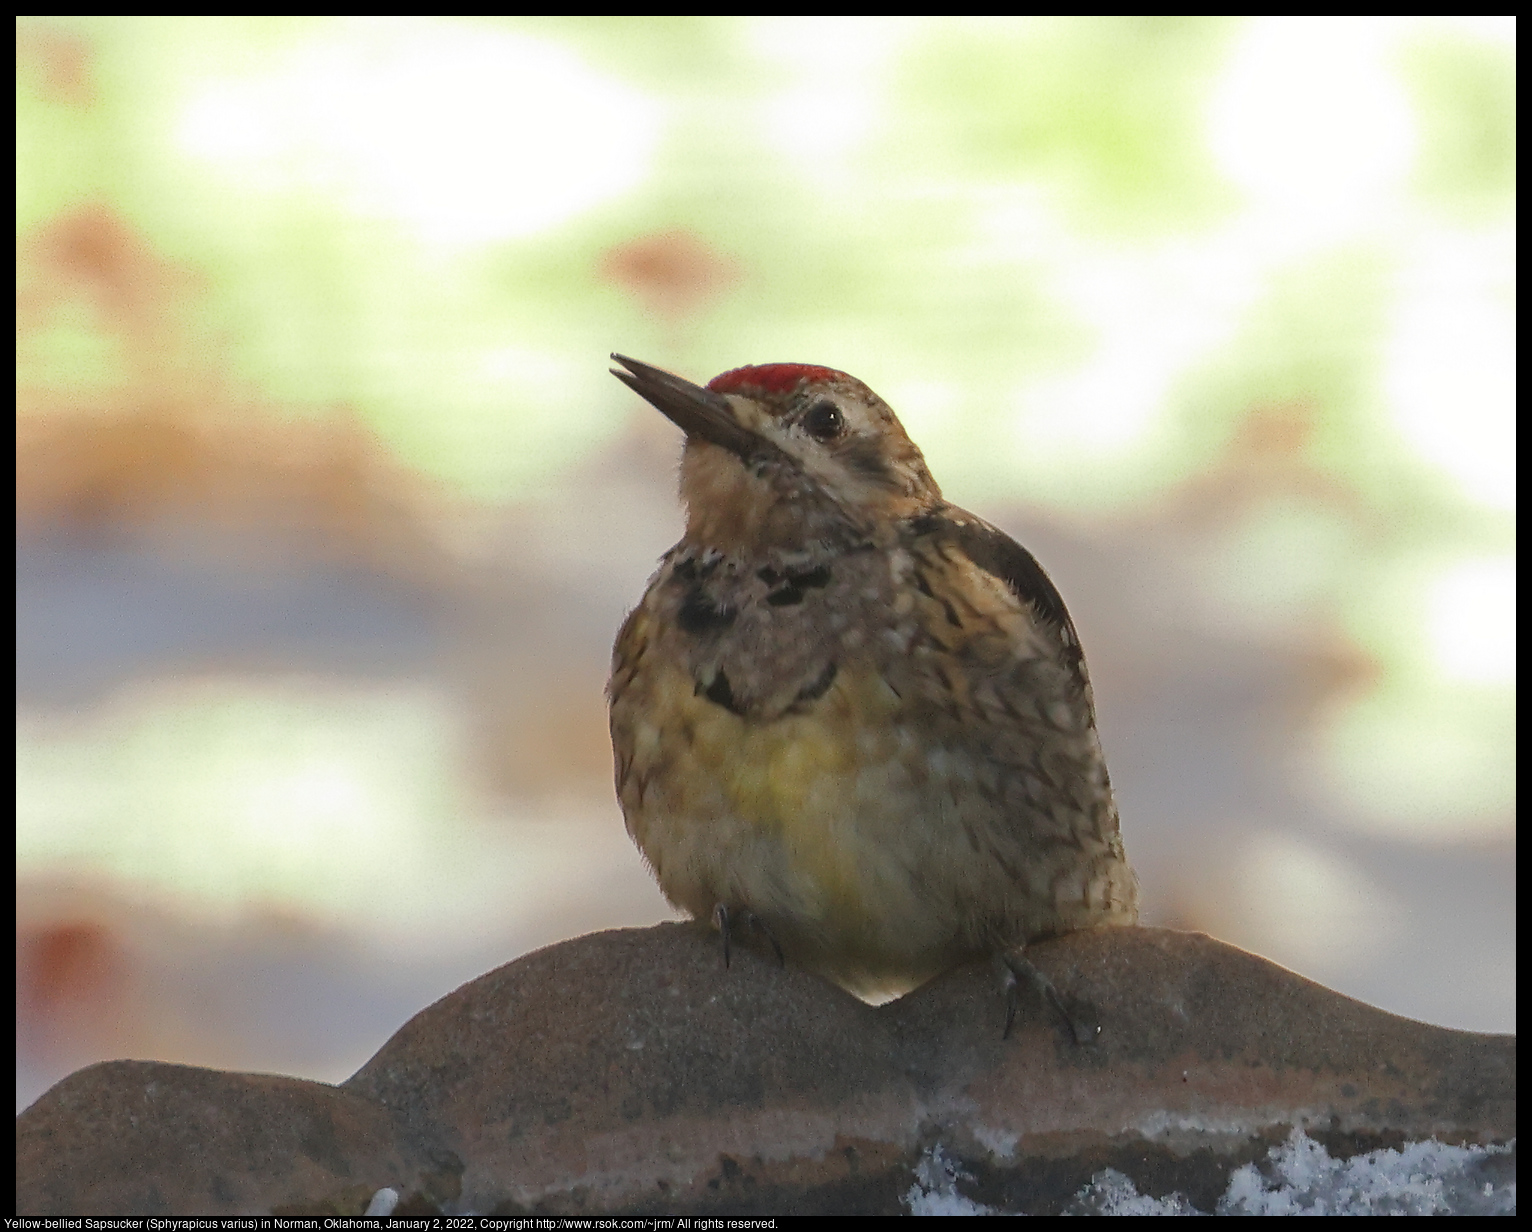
[611,354,781,464]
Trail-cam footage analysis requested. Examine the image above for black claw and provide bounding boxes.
[712,904,785,969]
[713,903,732,969]
[1045,981,1100,1045]
[999,949,1096,1045]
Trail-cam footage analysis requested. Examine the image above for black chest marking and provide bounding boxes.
[664,548,850,721]
[758,563,833,607]
[673,554,737,635]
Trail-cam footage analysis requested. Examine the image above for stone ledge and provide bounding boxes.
[15,925,1516,1215]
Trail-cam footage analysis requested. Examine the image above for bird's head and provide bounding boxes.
[612,355,942,553]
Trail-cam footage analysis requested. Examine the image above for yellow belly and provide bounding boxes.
[618,657,966,991]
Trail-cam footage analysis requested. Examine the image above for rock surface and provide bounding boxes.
[15,925,1517,1215]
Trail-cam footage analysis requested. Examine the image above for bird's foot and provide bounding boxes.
[712,903,785,969]
[997,949,1100,1045]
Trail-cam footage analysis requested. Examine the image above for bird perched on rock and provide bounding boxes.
[607,355,1138,1034]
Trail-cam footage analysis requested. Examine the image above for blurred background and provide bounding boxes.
[16,16,1515,1111]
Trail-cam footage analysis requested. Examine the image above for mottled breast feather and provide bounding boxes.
[607,357,1138,999]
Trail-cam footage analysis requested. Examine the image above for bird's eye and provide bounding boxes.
[803,400,845,442]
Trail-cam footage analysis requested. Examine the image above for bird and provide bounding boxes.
[606,355,1138,1036]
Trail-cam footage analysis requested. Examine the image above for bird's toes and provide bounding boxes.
[711,904,786,969]
[996,948,1099,1045]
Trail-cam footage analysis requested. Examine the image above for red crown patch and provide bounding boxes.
[708,364,843,395]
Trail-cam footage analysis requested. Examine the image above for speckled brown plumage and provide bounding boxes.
[608,356,1137,998]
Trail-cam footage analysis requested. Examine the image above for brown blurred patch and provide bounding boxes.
[18,203,451,583]
[17,20,98,109]
[1166,398,1367,528]
[461,664,615,802]
[15,881,381,1105]
[16,918,131,1063]
[1282,629,1386,721]
[598,230,741,321]
[16,409,451,588]
[18,205,206,328]
[1232,396,1319,458]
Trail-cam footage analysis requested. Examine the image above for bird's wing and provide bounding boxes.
[906,505,1090,696]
